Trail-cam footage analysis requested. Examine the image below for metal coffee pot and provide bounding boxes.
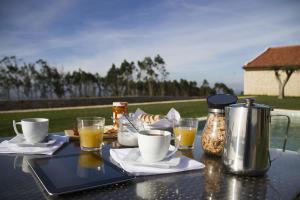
[222,98,290,176]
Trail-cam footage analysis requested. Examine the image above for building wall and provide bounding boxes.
[244,70,300,96]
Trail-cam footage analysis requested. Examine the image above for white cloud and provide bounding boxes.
[8,1,73,31]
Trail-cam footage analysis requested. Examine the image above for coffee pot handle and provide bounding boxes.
[165,134,182,159]
[270,115,291,152]
[269,114,291,166]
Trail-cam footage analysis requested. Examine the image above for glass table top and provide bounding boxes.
[0,133,299,200]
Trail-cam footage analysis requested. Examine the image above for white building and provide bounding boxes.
[244,45,300,97]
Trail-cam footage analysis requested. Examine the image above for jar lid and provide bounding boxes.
[113,102,127,106]
[207,94,238,109]
[208,108,225,114]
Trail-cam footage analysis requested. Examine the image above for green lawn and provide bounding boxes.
[0,101,208,137]
[1,96,299,137]
[253,96,300,110]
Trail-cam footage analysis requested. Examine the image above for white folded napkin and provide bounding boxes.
[110,148,205,176]
[121,147,181,168]
[0,135,69,155]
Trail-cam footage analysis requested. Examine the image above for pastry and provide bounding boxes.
[138,114,162,124]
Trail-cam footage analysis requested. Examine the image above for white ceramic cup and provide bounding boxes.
[13,118,49,144]
[138,130,180,163]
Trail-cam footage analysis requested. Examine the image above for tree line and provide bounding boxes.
[0,55,234,100]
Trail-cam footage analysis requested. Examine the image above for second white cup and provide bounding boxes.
[13,118,49,144]
[138,130,180,163]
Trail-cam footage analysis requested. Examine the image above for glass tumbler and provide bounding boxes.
[173,118,198,149]
[77,117,105,151]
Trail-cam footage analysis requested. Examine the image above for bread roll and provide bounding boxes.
[138,113,161,124]
[154,115,160,121]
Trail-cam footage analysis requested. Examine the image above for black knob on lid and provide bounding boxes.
[245,98,255,106]
[207,94,238,109]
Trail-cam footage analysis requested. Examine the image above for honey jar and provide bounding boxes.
[112,102,128,127]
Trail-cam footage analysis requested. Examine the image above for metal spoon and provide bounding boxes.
[123,114,140,132]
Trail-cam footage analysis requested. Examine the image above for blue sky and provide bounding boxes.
[1,0,300,92]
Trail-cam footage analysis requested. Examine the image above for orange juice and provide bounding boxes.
[79,127,103,149]
[174,127,197,147]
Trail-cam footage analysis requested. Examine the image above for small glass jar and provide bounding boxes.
[201,108,226,156]
[117,115,143,147]
[112,102,128,128]
[201,94,237,156]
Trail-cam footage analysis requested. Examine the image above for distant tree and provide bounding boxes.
[154,55,168,80]
[213,82,234,95]
[8,65,23,99]
[120,60,135,96]
[137,55,168,96]
[173,80,181,96]
[80,70,90,96]
[64,72,75,97]
[87,72,98,97]
[0,57,12,99]
[274,68,298,99]
[154,55,169,96]
[105,64,124,96]
[51,67,65,98]
[163,80,180,96]
[179,79,189,96]
[36,59,53,98]
[0,56,23,99]
[73,70,83,97]
[0,55,237,100]
[138,57,157,96]
[20,63,34,99]
[35,60,65,98]
[199,79,215,96]
[95,73,104,97]
[188,81,200,96]
[136,80,147,96]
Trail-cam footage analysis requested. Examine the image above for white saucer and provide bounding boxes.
[122,148,180,168]
[8,135,56,147]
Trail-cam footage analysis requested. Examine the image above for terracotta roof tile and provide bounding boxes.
[244,45,300,70]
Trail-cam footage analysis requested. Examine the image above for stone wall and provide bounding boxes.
[0,96,201,111]
[244,70,300,96]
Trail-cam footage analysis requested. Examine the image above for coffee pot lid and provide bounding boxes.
[229,98,272,110]
[207,94,238,109]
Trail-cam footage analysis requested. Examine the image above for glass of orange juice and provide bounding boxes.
[173,118,198,149]
[77,117,105,151]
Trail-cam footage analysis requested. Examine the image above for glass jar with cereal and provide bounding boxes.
[201,94,237,156]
